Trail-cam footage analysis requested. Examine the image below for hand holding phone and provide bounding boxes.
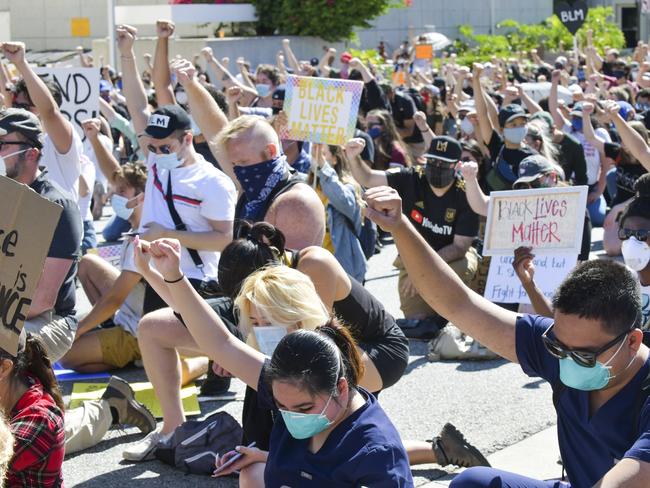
[213,442,256,476]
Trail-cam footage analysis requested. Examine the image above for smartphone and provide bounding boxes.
[121,231,140,238]
[213,442,256,476]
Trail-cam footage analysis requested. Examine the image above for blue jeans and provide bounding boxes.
[450,467,570,488]
[81,220,97,254]
[102,215,131,242]
[587,194,606,227]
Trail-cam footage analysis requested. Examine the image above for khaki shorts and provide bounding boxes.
[23,311,77,363]
[97,327,141,368]
[394,247,479,319]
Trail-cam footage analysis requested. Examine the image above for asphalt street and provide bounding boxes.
[61,225,557,486]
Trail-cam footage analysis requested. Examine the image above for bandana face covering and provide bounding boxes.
[234,155,287,221]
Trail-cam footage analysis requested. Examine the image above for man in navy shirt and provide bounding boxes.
[364,186,650,488]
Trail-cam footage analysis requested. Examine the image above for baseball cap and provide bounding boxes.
[0,108,43,148]
[340,52,352,64]
[421,84,440,97]
[458,100,476,115]
[513,154,556,186]
[498,104,527,128]
[144,105,191,139]
[310,57,319,67]
[529,111,554,130]
[568,84,583,96]
[424,136,462,163]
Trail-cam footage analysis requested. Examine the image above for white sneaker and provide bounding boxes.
[122,430,171,462]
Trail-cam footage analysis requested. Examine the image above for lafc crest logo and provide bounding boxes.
[436,140,448,152]
[444,208,456,223]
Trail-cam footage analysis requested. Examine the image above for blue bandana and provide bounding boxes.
[234,155,287,221]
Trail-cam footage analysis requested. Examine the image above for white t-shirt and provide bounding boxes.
[78,154,96,222]
[113,238,145,336]
[40,129,83,201]
[139,153,237,280]
[83,133,113,192]
[562,125,611,185]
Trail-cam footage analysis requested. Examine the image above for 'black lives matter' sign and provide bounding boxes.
[0,177,61,356]
[34,67,100,142]
[555,0,588,35]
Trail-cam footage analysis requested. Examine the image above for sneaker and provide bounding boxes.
[122,430,170,462]
[200,361,232,396]
[399,317,447,340]
[101,376,156,435]
[430,423,491,468]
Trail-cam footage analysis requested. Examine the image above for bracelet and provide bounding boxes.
[164,274,185,284]
[419,128,429,133]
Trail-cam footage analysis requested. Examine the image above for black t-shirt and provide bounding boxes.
[30,170,82,317]
[391,91,423,144]
[354,128,375,164]
[604,142,648,205]
[558,133,588,186]
[487,130,535,179]
[386,167,479,250]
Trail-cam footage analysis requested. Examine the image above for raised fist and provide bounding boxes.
[156,20,175,39]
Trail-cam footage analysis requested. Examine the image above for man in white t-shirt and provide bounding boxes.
[138,104,237,311]
[2,42,82,201]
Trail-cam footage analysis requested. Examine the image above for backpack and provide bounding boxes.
[154,411,243,475]
[405,88,426,113]
[358,217,378,260]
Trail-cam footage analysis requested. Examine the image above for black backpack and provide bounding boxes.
[154,411,243,475]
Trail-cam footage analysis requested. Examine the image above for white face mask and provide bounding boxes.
[621,236,650,271]
[0,148,29,178]
[460,117,475,135]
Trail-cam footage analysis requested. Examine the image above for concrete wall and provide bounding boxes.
[92,35,345,74]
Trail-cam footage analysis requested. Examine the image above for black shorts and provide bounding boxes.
[358,324,409,391]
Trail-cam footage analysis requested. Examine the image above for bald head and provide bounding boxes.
[216,115,280,167]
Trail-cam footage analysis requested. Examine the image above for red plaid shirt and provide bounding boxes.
[7,375,64,487]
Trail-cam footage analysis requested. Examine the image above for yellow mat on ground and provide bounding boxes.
[69,381,200,419]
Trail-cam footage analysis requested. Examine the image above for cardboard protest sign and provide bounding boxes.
[484,253,578,304]
[415,44,433,60]
[34,67,100,141]
[555,0,588,35]
[282,75,363,145]
[483,186,588,256]
[0,176,62,356]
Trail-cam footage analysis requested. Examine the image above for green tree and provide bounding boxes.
[250,0,401,42]
[455,6,625,64]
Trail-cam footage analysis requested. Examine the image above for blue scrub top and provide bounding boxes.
[516,314,650,487]
[257,364,414,487]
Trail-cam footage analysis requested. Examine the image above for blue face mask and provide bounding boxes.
[559,334,631,391]
[571,118,583,132]
[111,194,133,221]
[367,126,383,139]
[280,394,335,439]
[154,152,183,171]
[503,126,527,145]
[234,156,287,221]
[256,83,272,98]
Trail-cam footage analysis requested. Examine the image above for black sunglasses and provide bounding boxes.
[541,323,630,368]
[618,228,649,242]
[513,179,543,190]
[147,144,174,155]
[0,140,31,151]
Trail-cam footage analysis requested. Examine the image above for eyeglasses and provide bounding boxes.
[618,228,649,242]
[541,322,631,368]
[460,157,476,163]
[147,143,175,155]
[513,179,543,190]
[0,140,31,151]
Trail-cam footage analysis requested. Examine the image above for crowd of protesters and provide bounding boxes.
[0,18,647,487]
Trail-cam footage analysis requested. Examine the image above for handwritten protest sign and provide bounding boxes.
[415,44,433,60]
[0,176,62,356]
[34,67,100,140]
[483,186,588,256]
[484,253,578,304]
[282,75,363,145]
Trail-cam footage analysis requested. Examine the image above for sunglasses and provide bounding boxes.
[0,140,31,151]
[618,228,649,242]
[426,158,456,168]
[513,179,543,190]
[147,143,175,155]
[541,323,630,368]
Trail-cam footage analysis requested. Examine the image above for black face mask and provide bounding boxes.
[425,163,455,188]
